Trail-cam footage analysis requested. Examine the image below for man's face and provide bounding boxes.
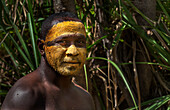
[43,21,87,76]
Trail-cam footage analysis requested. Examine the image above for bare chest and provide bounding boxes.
[45,91,91,110]
[44,86,92,110]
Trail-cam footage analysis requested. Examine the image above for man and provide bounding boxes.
[2,12,95,110]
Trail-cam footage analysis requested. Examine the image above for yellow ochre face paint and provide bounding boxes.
[45,21,86,42]
[44,21,87,76]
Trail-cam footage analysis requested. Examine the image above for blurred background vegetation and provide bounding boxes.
[0,0,169,109]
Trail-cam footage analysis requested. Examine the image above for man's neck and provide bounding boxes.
[38,56,73,89]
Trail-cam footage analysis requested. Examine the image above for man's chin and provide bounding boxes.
[59,71,79,76]
[57,67,80,76]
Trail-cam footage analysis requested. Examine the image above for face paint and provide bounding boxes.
[45,21,86,42]
[44,21,87,76]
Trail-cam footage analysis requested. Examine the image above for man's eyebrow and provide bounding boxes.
[45,34,85,46]
[56,34,86,40]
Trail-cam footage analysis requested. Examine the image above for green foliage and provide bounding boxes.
[77,0,170,109]
[0,0,54,70]
[0,0,169,109]
[0,0,54,105]
[127,95,170,110]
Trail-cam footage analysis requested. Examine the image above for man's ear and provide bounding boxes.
[37,38,45,56]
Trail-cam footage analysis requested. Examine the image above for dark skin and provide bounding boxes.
[1,34,95,110]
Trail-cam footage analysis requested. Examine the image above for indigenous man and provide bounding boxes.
[2,12,95,110]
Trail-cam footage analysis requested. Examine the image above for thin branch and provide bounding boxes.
[97,74,108,110]
[132,40,141,110]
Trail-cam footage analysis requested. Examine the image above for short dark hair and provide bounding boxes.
[40,12,82,40]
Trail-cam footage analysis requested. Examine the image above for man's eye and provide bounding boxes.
[76,40,84,44]
[76,40,86,47]
[56,40,66,45]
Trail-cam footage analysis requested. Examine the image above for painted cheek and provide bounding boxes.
[77,48,87,63]
[45,46,66,70]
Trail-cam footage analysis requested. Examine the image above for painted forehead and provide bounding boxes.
[45,21,86,42]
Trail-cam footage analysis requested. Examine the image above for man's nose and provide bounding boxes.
[66,45,79,56]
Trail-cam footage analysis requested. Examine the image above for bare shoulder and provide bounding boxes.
[73,83,95,110]
[1,69,45,110]
[74,83,90,96]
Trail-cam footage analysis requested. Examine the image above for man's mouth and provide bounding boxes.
[63,61,80,64]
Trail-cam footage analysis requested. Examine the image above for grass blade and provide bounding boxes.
[155,29,170,46]
[28,13,38,68]
[3,42,18,68]
[87,35,107,51]
[27,0,38,35]
[120,62,170,70]
[84,64,89,91]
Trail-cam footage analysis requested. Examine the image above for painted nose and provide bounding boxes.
[66,45,79,56]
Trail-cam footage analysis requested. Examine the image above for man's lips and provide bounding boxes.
[63,61,80,64]
[62,58,80,64]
